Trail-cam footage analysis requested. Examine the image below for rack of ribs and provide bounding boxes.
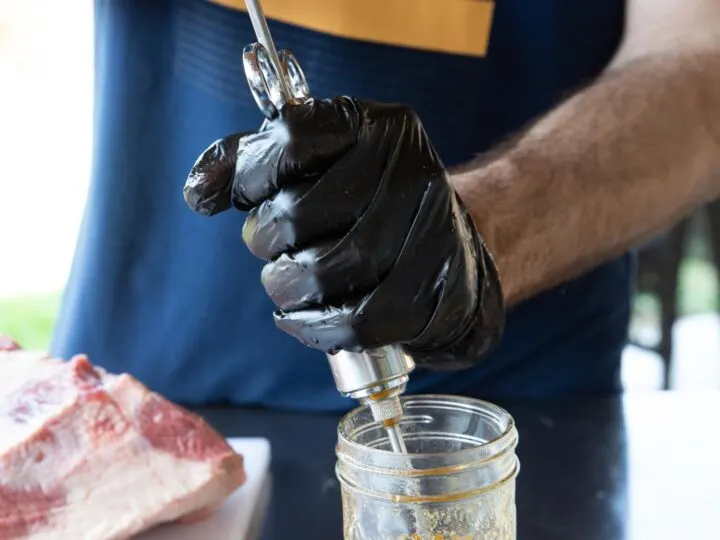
[0,336,246,540]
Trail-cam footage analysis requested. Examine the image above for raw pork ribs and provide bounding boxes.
[0,337,246,539]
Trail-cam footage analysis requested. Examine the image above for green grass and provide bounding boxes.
[678,257,718,314]
[633,257,719,318]
[0,257,717,353]
[0,292,62,350]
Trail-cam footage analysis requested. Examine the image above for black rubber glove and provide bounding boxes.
[184,97,504,369]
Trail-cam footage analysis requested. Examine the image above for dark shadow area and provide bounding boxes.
[502,398,628,540]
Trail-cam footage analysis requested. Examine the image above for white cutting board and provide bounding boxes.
[135,438,271,540]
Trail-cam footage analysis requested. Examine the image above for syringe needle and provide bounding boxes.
[386,422,408,453]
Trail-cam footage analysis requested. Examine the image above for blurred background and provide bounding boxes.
[0,1,93,343]
[1,2,719,392]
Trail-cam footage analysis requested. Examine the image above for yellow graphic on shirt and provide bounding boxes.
[209,0,495,57]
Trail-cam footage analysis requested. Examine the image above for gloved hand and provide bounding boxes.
[183,97,504,369]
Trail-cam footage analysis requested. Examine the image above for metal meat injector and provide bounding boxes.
[241,0,413,454]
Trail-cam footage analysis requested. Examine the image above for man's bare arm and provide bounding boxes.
[453,0,720,305]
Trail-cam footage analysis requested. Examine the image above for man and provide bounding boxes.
[52,0,720,410]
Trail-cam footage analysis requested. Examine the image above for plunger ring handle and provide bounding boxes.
[279,49,311,102]
[242,42,285,119]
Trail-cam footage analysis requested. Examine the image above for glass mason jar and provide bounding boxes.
[336,395,519,540]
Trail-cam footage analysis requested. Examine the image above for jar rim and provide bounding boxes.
[337,394,517,465]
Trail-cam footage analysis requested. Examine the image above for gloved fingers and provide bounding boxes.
[230,128,287,210]
[259,238,381,311]
[241,144,387,261]
[277,97,360,179]
[272,286,428,352]
[272,303,371,352]
[232,98,359,208]
[291,183,458,350]
[242,186,312,261]
[253,150,433,309]
[271,217,452,352]
[184,133,249,216]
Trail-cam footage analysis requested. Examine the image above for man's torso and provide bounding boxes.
[52,0,630,409]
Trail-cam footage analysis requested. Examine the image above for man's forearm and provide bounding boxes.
[454,45,720,305]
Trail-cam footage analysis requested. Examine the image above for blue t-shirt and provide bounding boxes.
[52,0,630,410]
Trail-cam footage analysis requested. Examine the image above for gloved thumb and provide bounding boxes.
[183,132,251,216]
